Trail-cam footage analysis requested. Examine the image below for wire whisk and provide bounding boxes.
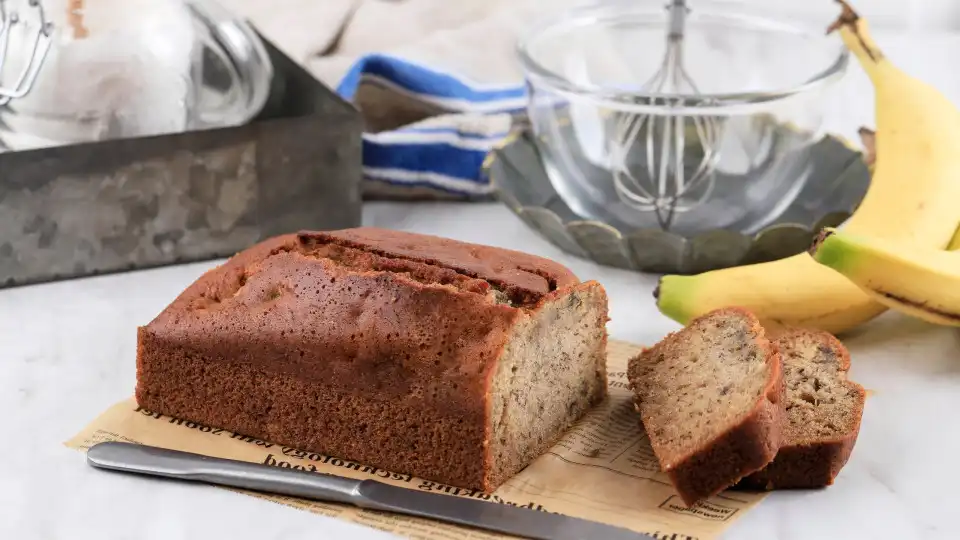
[609,0,722,231]
[0,0,54,107]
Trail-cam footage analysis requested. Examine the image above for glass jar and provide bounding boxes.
[0,0,273,152]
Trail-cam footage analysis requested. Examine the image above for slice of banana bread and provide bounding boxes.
[627,307,784,507]
[738,329,866,490]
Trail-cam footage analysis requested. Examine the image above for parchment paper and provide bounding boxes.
[65,340,767,540]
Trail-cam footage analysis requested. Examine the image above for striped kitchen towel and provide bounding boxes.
[336,54,528,200]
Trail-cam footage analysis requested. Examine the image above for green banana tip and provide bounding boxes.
[808,228,856,273]
[653,276,692,325]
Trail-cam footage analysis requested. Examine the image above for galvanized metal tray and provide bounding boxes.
[486,130,870,275]
[0,31,362,289]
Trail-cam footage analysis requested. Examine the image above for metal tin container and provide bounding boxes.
[0,31,362,288]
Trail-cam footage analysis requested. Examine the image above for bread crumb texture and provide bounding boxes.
[627,307,783,506]
[629,309,771,460]
[738,329,866,490]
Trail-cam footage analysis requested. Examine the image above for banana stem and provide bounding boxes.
[809,229,835,257]
[827,0,884,68]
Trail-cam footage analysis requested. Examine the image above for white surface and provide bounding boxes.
[3,201,960,540]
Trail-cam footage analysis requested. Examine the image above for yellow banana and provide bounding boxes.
[656,0,960,335]
[811,228,960,326]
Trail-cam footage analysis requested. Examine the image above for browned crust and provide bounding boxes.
[136,227,598,492]
[304,227,580,296]
[136,330,492,489]
[737,329,866,490]
[628,307,785,507]
[735,437,860,490]
[148,228,580,324]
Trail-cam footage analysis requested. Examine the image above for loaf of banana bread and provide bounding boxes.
[136,227,609,491]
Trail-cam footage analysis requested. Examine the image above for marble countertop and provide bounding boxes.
[3,201,960,540]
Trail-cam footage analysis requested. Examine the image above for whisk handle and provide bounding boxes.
[667,0,689,39]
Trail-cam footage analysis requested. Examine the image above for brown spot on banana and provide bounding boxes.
[876,290,960,323]
[827,0,881,63]
[809,229,835,256]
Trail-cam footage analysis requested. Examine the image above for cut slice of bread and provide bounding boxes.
[627,307,784,507]
[737,329,866,490]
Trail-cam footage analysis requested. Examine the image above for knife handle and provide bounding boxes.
[86,441,363,505]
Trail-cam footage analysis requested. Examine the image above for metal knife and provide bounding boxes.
[86,442,653,540]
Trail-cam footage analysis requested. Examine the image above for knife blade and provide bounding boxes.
[86,442,654,540]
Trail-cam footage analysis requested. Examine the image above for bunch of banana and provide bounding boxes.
[810,228,960,326]
[656,0,960,336]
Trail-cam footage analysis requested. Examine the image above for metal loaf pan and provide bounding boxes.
[0,31,363,289]
[486,130,871,275]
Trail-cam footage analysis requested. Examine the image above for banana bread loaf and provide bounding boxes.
[136,227,609,492]
[738,329,865,490]
[627,307,784,507]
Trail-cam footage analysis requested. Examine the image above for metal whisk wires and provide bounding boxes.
[609,0,721,231]
[0,0,54,106]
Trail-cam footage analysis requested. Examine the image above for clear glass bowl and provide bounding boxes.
[516,1,848,236]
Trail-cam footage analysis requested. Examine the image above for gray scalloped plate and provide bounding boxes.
[484,130,870,275]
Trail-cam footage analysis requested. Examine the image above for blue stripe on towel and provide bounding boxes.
[362,140,490,183]
[337,54,526,104]
[337,54,526,199]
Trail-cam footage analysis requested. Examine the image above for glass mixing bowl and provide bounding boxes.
[516,1,848,236]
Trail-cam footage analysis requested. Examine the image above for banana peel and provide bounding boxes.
[811,228,960,326]
[654,0,960,336]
